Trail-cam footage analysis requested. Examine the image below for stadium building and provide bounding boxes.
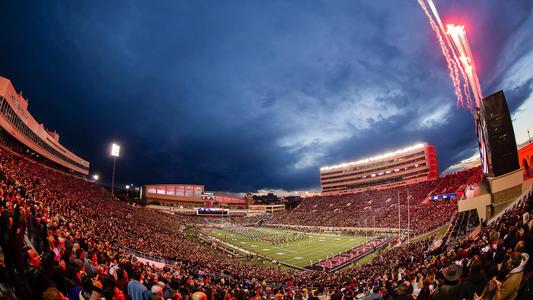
[518,141,533,178]
[320,143,438,195]
[141,183,249,208]
[0,76,89,175]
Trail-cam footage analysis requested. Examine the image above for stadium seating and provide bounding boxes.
[269,167,482,236]
[314,236,391,271]
[0,146,532,300]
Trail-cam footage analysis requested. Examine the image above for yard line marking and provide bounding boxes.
[273,246,296,253]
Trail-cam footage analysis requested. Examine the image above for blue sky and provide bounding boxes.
[0,0,532,192]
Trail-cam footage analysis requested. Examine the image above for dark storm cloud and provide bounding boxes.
[506,79,533,121]
[0,0,532,192]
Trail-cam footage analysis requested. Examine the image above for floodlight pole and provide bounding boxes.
[365,219,367,242]
[111,156,117,197]
[407,189,410,244]
[110,143,120,198]
[373,216,375,238]
[398,191,401,239]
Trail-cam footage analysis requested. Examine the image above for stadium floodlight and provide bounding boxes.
[320,142,426,171]
[111,143,121,157]
[110,143,121,198]
[92,174,99,181]
[125,185,130,189]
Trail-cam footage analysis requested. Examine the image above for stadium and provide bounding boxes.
[0,1,533,300]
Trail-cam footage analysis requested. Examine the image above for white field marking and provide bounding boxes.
[276,252,285,255]
[240,241,247,244]
[251,245,258,248]
[273,246,296,253]
[262,248,270,251]
[213,229,364,264]
[294,256,303,260]
[279,237,364,264]
[308,233,341,237]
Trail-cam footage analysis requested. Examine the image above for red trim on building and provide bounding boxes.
[518,142,533,178]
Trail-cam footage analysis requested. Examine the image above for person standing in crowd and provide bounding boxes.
[127,271,148,300]
[474,279,501,300]
[500,252,529,300]
[24,247,52,300]
[431,264,462,300]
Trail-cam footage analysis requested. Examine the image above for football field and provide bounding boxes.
[203,227,370,268]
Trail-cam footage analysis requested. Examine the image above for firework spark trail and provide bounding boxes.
[452,46,474,111]
[427,0,445,34]
[427,0,475,110]
[447,24,483,108]
[461,31,483,106]
[418,0,483,112]
[417,0,464,106]
[447,25,479,107]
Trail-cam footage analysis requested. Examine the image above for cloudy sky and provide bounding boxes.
[0,0,532,192]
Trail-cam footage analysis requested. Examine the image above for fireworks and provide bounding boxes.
[446,24,483,109]
[417,0,482,112]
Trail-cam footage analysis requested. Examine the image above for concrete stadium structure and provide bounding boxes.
[0,76,89,175]
[320,143,438,195]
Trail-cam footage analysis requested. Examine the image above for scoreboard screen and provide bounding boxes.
[475,111,489,175]
[196,208,228,216]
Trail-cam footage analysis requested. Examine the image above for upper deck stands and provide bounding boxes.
[320,143,438,195]
[0,76,89,175]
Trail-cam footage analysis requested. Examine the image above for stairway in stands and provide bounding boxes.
[446,209,480,246]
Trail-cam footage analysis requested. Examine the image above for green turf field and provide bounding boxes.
[203,227,370,268]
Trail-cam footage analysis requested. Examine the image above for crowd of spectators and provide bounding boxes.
[0,148,300,299]
[314,237,391,271]
[0,146,532,300]
[269,168,481,236]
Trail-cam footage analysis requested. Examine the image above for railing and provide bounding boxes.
[265,223,401,234]
[115,241,325,291]
[117,245,179,266]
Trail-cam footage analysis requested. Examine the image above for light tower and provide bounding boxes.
[110,143,120,197]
